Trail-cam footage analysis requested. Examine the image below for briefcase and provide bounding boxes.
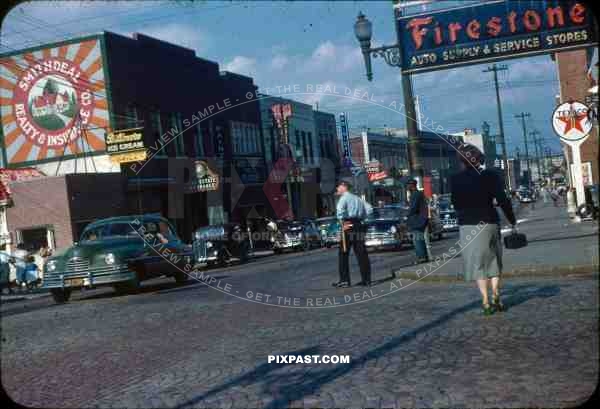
[504,232,527,249]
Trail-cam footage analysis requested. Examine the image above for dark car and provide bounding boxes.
[316,216,339,247]
[364,207,408,250]
[42,214,193,303]
[192,223,251,267]
[437,198,459,232]
[272,219,321,253]
[518,189,535,203]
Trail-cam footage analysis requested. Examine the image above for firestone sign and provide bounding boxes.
[397,0,597,73]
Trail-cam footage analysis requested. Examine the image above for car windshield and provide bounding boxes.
[438,200,453,211]
[277,220,302,229]
[80,222,139,242]
[368,208,400,221]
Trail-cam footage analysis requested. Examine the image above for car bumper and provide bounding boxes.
[42,264,135,289]
[274,239,303,249]
[365,236,400,248]
[442,224,459,231]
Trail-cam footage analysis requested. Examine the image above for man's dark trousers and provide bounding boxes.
[338,219,371,284]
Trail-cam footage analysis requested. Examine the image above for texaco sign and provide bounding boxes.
[0,37,109,164]
[551,101,593,142]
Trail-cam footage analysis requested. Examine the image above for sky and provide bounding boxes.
[0,0,568,155]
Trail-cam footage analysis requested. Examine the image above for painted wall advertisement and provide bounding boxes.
[397,0,597,73]
[1,36,110,165]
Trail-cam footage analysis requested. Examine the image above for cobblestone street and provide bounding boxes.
[2,211,598,408]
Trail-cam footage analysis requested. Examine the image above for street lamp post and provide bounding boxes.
[354,11,423,182]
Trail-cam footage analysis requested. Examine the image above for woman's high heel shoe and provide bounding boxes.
[482,303,495,316]
[492,295,506,312]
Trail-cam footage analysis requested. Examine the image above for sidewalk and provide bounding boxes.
[394,202,599,281]
[0,288,50,303]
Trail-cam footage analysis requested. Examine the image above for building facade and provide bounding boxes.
[553,47,599,202]
[259,95,340,218]
[1,32,271,243]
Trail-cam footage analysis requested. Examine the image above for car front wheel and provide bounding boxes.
[51,288,71,303]
[173,271,189,284]
[113,272,140,295]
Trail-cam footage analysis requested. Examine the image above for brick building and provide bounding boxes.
[5,173,127,251]
[1,32,271,243]
[553,48,599,194]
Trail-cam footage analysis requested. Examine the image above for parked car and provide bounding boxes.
[272,219,321,253]
[317,216,343,247]
[364,207,408,251]
[437,198,459,232]
[518,189,535,203]
[426,202,445,241]
[193,223,251,268]
[42,214,193,303]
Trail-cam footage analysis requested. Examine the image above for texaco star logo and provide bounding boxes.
[552,101,593,142]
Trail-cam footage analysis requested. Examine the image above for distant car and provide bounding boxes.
[364,207,408,251]
[518,189,535,203]
[437,198,458,232]
[193,223,251,268]
[42,214,193,303]
[272,219,321,253]
[316,216,337,246]
[323,219,341,247]
[427,205,445,240]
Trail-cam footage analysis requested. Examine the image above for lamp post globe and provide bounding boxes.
[354,12,374,81]
[354,12,372,45]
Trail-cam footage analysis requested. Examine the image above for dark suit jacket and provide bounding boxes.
[407,190,428,231]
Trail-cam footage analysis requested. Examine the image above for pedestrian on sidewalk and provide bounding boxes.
[451,144,517,315]
[406,179,429,264]
[13,243,29,290]
[332,180,372,288]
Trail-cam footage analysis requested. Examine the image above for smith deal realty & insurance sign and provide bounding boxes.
[0,36,110,165]
[397,0,597,73]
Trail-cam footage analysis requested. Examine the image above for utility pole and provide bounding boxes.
[515,112,532,187]
[529,130,542,184]
[394,8,422,182]
[483,63,509,186]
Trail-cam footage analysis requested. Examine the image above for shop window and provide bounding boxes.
[127,104,139,129]
[17,226,52,252]
[151,111,167,158]
[169,113,184,157]
[195,123,204,157]
[301,131,307,161]
[307,132,314,163]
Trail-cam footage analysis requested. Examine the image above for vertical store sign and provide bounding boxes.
[271,103,294,160]
[339,112,352,168]
[0,36,110,164]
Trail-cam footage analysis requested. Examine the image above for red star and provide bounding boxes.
[557,106,588,134]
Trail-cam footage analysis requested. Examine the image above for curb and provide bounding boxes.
[393,264,599,282]
[0,292,51,303]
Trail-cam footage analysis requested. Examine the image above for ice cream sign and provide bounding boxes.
[1,37,109,164]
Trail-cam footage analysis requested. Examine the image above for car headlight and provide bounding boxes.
[270,236,275,242]
[299,232,304,238]
[46,260,57,272]
[206,241,213,249]
[104,253,116,265]
[389,226,397,234]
